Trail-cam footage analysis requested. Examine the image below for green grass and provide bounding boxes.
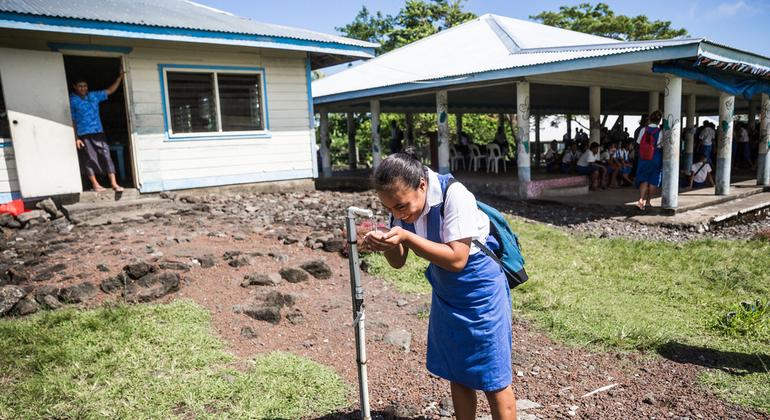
[364,218,770,412]
[0,300,347,419]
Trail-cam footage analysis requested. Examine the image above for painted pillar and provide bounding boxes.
[758,93,770,186]
[684,95,696,171]
[649,91,660,114]
[319,109,332,177]
[534,114,541,168]
[436,90,450,174]
[370,99,381,169]
[589,86,601,145]
[516,81,531,184]
[661,75,682,210]
[716,92,735,195]
[405,113,414,147]
[347,112,357,170]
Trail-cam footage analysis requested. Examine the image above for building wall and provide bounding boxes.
[0,30,316,198]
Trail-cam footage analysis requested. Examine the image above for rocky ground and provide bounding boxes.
[0,190,768,419]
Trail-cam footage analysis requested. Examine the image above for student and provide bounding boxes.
[606,142,622,188]
[688,153,715,189]
[618,141,634,186]
[735,123,753,169]
[635,110,664,210]
[544,140,560,173]
[576,142,606,190]
[698,121,716,165]
[561,142,579,174]
[364,150,517,420]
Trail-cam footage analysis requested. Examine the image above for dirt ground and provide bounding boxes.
[3,191,769,420]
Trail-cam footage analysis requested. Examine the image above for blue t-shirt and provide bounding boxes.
[70,90,108,136]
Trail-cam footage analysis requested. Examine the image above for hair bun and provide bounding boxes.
[402,146,420,161]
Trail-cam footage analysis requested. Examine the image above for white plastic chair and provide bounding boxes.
[450,145,465,171]
[486,143,506,173]
[469,144,487,172]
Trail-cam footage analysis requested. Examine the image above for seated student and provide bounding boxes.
[688,153,715,189]
[618,141,635,186]
[544,140,560,173]
[561,142,579,174]
[576,143,606,190]
[606,142,622,188]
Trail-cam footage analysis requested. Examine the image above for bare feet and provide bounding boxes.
[635,199,645,211]
[93,184,107,192]
[112,184,124,192]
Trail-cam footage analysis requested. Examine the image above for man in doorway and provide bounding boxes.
[70,72,125,192]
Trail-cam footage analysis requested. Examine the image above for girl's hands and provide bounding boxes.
[364,226,409,252]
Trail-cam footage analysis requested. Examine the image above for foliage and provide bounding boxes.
[713,299,770,340]
[0,300,348,419]
[530,2,688,41]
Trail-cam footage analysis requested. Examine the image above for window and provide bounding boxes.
[162,66,267,138]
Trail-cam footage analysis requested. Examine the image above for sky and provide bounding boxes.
[195,0,770,56]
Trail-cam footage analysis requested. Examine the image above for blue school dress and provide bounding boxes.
[635,126,663,188]
[397,173,512,392]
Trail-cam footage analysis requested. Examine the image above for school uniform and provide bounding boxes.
[690,161,712,189]
[561,150,578,173]
[576,150,599,175]
[70,90,116,177]
[618,149,632,174]
[635,124,663,188]
[391,169,512,391]
[698,126,715,164]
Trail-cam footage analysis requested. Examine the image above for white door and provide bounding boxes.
[0,48,82,197]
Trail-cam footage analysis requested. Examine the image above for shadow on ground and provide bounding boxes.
[658,341,770,376]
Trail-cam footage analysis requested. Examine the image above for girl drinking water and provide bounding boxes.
[364,150,516,420]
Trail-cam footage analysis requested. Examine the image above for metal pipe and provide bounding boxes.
[345,206,373,420]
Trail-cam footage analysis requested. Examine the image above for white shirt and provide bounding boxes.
[699,126,715,146]
[599,150,610,162]
[691,162,712,183]
[737,127,749,143]
[544,148,557,161]
[562,150,578,164]
[392,169,489,254]
[577,150,597,167]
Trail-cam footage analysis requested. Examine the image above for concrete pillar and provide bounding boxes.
[347,112,357,170]
[589,86,601,145]
[649,91,660,114]
[534,114,541,168]
[405,113,414,147]
[370,100,381,169]
[436,90,450,174]
[684,95,696,171]
[662,75,682,210]
[456,113,463,142]
[716,92,735,195]
[516,81,531,184]
[758,93,770,186]
[319,110,332,177]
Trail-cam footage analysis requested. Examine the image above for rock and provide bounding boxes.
[42,294,63,309]
[0,213,18,228]
[228,255,252,268]
[300,260,332,279]
[12,295,40,316]
[516,399,542,411]
[322,238,345,253]
[240,326,258,339]
[396,299,408,307]
[383,329,412,352]
[36,198,63,219]
[234,304,281,324]
[16,210,49,225]
[34,285,60,305]
[123,262,155,279]
[197,254,217,268]
[279,267,308,283]
[125,272,180,302]
[642,394,656,405]
[241,273,281,287]
[261,291,295,308]
[158,260,191,271]
[100,273,127,294]
[6,266,31,284]
[96,264,111,272]
[286,309,304,325]
[58,282,97,304]
[0,285,27,315]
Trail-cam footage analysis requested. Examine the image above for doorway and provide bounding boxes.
[63,55,134,189]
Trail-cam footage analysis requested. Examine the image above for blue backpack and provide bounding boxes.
[440,177,528,289]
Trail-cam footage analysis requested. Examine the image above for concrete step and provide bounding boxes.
[63,197,185,226]
[633,191,770,228]
[540,184,589,198]
[78,188,142,203]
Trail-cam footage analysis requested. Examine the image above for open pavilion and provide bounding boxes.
[311,14,770,211]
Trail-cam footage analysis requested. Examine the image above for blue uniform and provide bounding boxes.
[635,126,663,188]
[395,173,512,391]
[70,90,108,136]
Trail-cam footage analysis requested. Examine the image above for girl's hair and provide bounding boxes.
[372,147,427,192]
[649,110,662,124]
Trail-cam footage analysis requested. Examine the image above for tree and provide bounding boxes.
[530,3,687,41]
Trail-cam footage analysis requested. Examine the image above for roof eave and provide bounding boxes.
[0,12,376,59]
[313,42,701,105]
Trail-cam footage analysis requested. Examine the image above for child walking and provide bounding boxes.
[364,151,517,420]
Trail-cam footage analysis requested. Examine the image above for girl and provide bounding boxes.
[364,151,517,420]
[635,110,663,210]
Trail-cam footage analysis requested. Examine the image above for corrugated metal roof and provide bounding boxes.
[0,0,377,49]
[313,14,703,100]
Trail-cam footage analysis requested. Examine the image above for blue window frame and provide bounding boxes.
[158,64,270,141]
